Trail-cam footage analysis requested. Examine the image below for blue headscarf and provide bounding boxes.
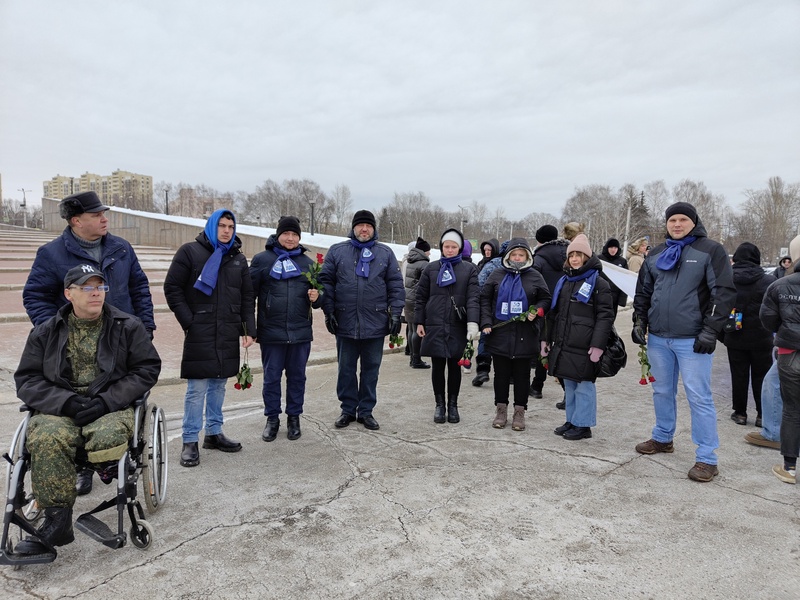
[655,236,697,271]
[194,209,236,296]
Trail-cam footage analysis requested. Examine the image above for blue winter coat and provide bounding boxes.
[249,235,322,344]
[23,227,155,331]
[318,232,405,340]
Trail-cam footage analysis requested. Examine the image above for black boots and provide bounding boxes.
[410,356,431,369]
[434,394,446,423]
[15,507,74,554]
[203,432,243,452]
[180,442,199,467]
[75,468,93,495]
[287,415,301,440]
[447,395,460,423]
[262,416,280,442]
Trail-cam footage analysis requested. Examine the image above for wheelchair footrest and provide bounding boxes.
[0,548,57,565]
[75,514,126,549]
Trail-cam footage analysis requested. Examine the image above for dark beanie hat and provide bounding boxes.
[732,242,761,265]
[665,202,698,224]
[535,224,558,244]
[415,237,431,252]
[276,215,301,237]
[605,238,621,249]
[352,209,376,229]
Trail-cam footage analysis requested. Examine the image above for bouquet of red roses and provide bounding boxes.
[389,333,404,349]
[458,339,474,368]
[638,344,656,385]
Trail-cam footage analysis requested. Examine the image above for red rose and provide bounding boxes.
[648,375,656,383]
[234,383,242,390]
[639,378,647,385]
[536,307,545,318]
[316,253,324,264]
[463,360,471,368]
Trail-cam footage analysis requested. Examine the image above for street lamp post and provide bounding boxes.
[18,188,31,228]
[309,198,316,236]
[389,221,395,244]
[458,204,468,234]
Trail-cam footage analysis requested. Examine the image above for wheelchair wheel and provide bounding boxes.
[142,405,168,513]
[5,416,41,525]
[130,519,154,549]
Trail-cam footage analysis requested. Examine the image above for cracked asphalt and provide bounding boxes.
[0,314,798,599]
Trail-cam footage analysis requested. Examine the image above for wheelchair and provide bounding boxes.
[0,391,168,567]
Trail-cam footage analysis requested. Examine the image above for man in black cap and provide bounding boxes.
[318,209,405,430]
[13,264,160,556]
[23,190,156,496]
[632,201,735,482]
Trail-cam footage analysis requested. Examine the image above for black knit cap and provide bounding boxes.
[351,209,376,228]
[415,237,431,252]
[732,242,761,265]
[59,191,110,221]
[276,215,301,237]
[665,202,698,224]
[535,224,558,244]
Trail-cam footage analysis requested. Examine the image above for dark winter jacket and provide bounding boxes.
[476,238,499,273]
[760,262,800,351]
[415,258,479,359]
[480,238,551,360]
[546,255,615,383]
[477,240,511,287]
[633,219,735,338]
[598,238,629,308]
[721,244,774,350]
[15,303,161,415]
[164,233,256,379]
[533,238,570,292]
[249,235,322,345]
[403,247,430,324]
[23,227,155,331]
[318,230,405,340]
[774,256,791,279]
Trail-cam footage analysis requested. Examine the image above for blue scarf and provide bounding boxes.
[270,247,303,280]
[350,239,376,278]
[655,236,697,271]
[550,269,598,310]
[437,255,462,287]
[194,209,235,296]
[495,271,528,321]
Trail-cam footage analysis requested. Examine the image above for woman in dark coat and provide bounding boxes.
[722,242,775,426]
[481,238,551,431]
[415,229,479,424]
[404,238,431,369]
[543,234,614,441]
[598,237,629,315]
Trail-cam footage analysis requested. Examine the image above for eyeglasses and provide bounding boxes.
[70,285,110,292]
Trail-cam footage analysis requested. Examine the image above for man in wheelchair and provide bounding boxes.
[12,264,161,555]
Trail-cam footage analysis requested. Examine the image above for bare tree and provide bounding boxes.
[672,179,726,243]
[740,176,800,263]
[330,184,353,234]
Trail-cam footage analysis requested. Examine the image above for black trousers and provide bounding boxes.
[431,356,462,397]
[727,345,772,416]
[493,355,531,408]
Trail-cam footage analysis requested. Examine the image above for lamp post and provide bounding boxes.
[458,204,468,234]
[165,190,169,215]
[389,221,395,244]
[309,198,316,235]
[18,188,31,228]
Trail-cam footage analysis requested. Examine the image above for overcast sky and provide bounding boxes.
[1,1,798,216]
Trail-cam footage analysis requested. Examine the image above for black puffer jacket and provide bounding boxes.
[598,238,629,308]
[533,239,570,292]
[480,238,551,360]
[249,235,322,345]
[760,262,800,351]
[164,233,256,379]
[415,257,479,359]
[546,255,615,383]
[15,303,161,415]
[721,243,774,350]
[403,247,430,324]
[476,238,499,273]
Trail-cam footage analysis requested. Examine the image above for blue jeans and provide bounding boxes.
[336,337,384,417]
[563,379,597,427]
[760,358,782,442]
[260,342,311,417]
[647,335,719,465]
[182,378,227,443]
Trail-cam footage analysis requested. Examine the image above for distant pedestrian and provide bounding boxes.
[472,240,511,387]
[404,237,432,370]
[774,255,792,279]
[626,237,649,273]
[597,237,629,316]
[476,238,499,273]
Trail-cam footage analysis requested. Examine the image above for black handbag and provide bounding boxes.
[597,326,627,378]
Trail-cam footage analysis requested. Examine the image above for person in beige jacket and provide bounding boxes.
[627,237,649,273]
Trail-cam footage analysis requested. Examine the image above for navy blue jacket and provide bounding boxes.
[23,227,155,331]
[318,232,405,340]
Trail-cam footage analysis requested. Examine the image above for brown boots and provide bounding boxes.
[492,403,508,428]
[512,406,526,431]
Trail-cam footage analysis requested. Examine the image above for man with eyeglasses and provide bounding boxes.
[12,264,161,555]
[23,190,156,496]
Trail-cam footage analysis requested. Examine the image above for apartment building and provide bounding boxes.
[43,169,154,211]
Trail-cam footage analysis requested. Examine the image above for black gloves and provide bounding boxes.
[389,314,402,336]
[632,316,648,345]
[61,397,83,419]
[693,326,718,354]
[73,398,109,427]
[325,314,338,335]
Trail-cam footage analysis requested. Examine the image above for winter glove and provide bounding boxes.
[61,397,84,419]
[467,322,479,341]
[73,397,109,427]
[389,314,402,336]
[632,316,648,346]
[693,326,718,354]
[325,314,338,335]
[540,341,550,357]
[588,347,604,363]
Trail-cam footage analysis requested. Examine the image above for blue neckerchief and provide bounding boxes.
[350,239,376,278]
[194,208,235,296]
[436,255,462,287]
[655,236,697,271]
[550,269,598,310]
[269,247,303,280]
[495,271,528,321]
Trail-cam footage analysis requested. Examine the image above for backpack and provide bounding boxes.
[597,326,627,378]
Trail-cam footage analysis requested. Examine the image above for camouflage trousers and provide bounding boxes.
[27,408,134,509]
